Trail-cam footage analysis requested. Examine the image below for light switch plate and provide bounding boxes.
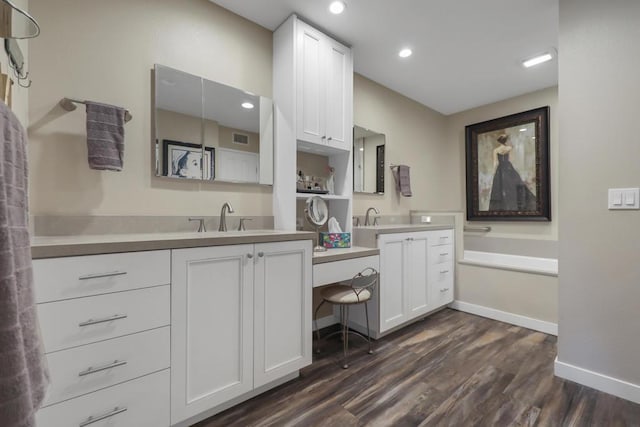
[608,188,640,209]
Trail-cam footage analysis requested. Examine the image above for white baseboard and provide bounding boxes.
[450,300,558,336]
[555,357,640,404]
[313,314,337,331]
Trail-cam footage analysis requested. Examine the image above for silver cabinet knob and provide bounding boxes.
[258,252,264,258]
[327,137,333,141]
[247,253,254,259]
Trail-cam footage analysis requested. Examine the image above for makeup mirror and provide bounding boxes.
[304,196,329,252]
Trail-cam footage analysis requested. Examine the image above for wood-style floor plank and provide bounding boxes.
[195,309,640,427]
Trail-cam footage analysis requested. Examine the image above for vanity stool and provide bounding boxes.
[313,267,378,369]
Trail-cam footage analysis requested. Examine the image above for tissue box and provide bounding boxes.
[320,232,351,248]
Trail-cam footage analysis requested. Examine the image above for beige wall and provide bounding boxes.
[28,0,272,217]
[353,74,454,216]
[447,86,559,240]
[558,0,640,386]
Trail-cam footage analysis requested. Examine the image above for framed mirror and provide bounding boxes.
[154,64,274,185]
[353,125,385,194]
[304,196,329,252]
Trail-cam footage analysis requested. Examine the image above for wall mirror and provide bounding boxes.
[353,125,385,194]
[154,64,273,185]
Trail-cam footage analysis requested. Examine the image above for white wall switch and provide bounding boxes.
[421,215,432,223]
[608,188,640,209]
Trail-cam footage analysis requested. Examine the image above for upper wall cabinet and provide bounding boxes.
[295,20,353,154]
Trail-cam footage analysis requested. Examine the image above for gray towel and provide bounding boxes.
[0,101,49,427]
[85,101,125,171]
[393,165,412,197]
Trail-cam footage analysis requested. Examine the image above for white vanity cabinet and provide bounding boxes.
[296,18,352,151]
[171,240,312,425]
[351,228,455,337]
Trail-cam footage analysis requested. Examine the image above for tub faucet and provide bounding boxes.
[364,207,380,226]
[219,202,235,232]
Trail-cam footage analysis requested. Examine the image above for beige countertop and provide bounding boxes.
[354,224,454,234]
[312,246,380,265]
[31,230,316,259]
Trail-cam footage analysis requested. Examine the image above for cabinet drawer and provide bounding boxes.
[38,286,170,353]
[33,250,170,303]
[36,369,170,427]
[429,229,454,247]
[430,262,454,307]
[313,255,380,287]
[429,244,453,265]
[44,327,170,407]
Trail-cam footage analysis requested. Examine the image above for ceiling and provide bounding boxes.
[210,0,558,115]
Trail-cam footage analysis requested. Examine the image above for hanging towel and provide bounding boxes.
[392,165,412,197]
[85,101,125,171]
[0,101,49,427]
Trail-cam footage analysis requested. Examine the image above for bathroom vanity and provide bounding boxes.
[352,225,455,338]
[31,231,314,427]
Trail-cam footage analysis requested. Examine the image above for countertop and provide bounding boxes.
[354,224,454,235]
[312,246,380,265]
[31,230,316,259]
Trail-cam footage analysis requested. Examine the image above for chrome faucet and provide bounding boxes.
[364,207,380,226]
[218,202,235,232]
[189,217,206,232]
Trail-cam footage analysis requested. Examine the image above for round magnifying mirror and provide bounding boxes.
[304,196,328,252]
[0,0,40,39]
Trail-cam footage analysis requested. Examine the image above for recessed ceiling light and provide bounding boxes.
[241,102,254,109]
[523,53,553,68]
[398,48,412,58]
[359,147,364,151]
[329,1,346,14]
[519,128,527,132]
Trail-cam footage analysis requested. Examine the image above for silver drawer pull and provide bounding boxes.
[79,271,127,281]
[440,252,449,256]
[79,360,127,377]
[440,288,450,292]
[79,406,127,427]
[79,314,127,327]
[440,270,449,274]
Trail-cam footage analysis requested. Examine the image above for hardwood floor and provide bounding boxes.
[196,309,640,426]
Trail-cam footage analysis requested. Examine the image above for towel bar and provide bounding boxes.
[59,97,132,122]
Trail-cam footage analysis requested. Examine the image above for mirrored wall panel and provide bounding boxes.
[353,125,385,194]
[154,64,273,184]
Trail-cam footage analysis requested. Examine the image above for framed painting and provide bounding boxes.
[465,106,550,221]
[162,140,215,180]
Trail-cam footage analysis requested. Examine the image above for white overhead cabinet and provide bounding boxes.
[296,19,352,152]
[171,240,312,425]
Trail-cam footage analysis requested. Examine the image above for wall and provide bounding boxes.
[353,74,454,217]
[447,87,559,325]
[557,0,640,398]
[28,0,272,217]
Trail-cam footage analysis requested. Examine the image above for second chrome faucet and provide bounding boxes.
[364,207,380,226]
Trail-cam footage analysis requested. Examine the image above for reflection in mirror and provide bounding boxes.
[0,0,40,39]
[353,125,385,194]
[154,64,274,185]
[155,65,204,180]
[305,196,329,252]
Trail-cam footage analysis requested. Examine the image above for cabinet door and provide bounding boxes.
[379,234,408,332]
[325,37,352,150]
[254,240,312,388]
[171,245,254,424]
[296,21,325,145]
[406,232,430,317]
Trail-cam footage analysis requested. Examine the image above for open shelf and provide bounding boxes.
[295,193,350,200]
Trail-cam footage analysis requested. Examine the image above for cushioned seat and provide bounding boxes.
[314,267,378,369]
[321,284,371,304]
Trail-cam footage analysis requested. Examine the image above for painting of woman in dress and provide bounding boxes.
[465,106,550,221]
[488,133,536,211]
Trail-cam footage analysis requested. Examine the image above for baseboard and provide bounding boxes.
[450,300,558,336]
[555,357,640,404]
[313,314,337,331]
